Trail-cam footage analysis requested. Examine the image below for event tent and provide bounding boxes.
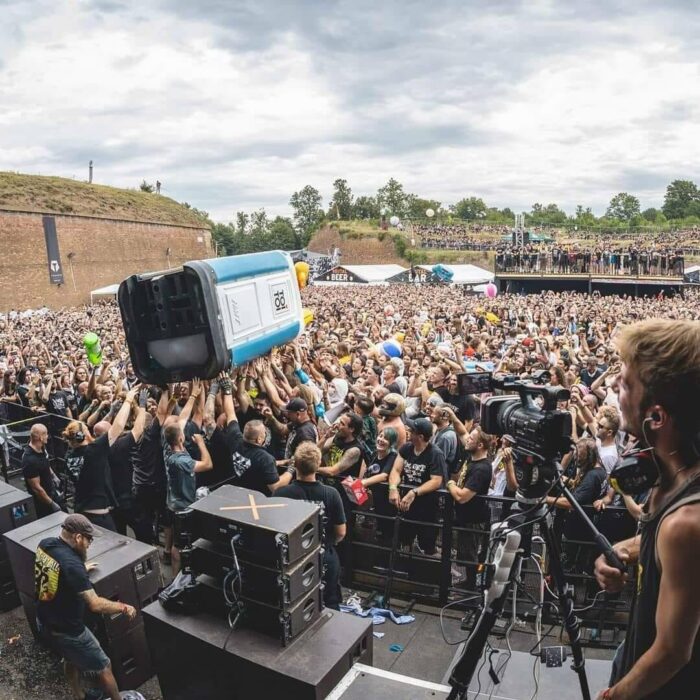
[314,264,406,285]
[90,283,120,303]
[385,264,493,286]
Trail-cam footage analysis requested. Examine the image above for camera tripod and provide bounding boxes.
[447,473,625,700]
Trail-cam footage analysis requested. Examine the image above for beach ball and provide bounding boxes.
[380,339,402,358]
[389,215,400,226]
[484,282,498,298]
[426,208,435,218]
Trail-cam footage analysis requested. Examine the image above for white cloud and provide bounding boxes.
[1,1,699,220]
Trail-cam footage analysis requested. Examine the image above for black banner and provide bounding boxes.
[42,216,65,285]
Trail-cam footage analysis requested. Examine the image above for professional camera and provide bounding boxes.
[459,372,572,499]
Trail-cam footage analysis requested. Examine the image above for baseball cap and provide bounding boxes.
[285,397,308,413]
[62,514,101,538]
[412,417,434,439]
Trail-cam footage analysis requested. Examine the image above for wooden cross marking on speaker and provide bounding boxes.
[220,493,287,521]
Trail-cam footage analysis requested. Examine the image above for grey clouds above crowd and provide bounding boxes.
[1,0,699,220]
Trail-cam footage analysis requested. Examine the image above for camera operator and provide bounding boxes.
[594,320,700,700]
[388,417,445,555]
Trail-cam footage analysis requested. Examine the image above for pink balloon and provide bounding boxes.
[485,282,498,298]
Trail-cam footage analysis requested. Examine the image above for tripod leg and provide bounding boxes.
[540,519,592,700]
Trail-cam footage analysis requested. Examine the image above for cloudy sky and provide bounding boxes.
[2,0,699,222]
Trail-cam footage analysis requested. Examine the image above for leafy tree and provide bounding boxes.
[139,180,155,193]
[606,192,640,221]
[235,211,249,235]
[268,216,298,250]
[329,179,354,220]
[574,205,597,228]
[249,208,269,237]
[405,196,442,219]
[662,180,700,219]
[352,195,380,219]
[641,207,659,222]
[376,178,407,216]
[290,185,324,246]
[452,196,487,221]
[210,223,236,256]
[527,203,568,225]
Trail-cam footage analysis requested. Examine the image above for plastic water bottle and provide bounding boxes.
[83,332,102,367]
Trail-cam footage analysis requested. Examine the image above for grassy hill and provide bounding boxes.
[0,171,209,227]
[308,221,495,268]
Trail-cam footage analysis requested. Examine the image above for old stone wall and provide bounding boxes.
[0,210,212,310]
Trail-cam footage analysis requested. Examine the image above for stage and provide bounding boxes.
[495,271,685,296]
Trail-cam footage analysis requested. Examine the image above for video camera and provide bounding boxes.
[459,372,572,499]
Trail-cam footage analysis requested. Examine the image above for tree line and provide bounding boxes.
[191,178,700,257]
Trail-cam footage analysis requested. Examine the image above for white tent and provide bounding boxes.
[314,264,406,285]
[90,284,120,303]
[343,265,406,283]
[427,264,494,285]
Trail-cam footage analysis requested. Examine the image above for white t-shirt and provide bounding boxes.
[596,438,620,474]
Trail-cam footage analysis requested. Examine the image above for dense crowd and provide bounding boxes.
[2,287,699,585]
[495,242,685,276]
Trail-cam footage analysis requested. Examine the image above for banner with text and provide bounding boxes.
[42,216,65,285]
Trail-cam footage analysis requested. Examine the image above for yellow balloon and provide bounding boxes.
[394,332,405,342]
[295,261,310,274]
[303,308,314,326]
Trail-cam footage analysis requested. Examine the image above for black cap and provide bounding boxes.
[61,514,101,538]
[412,418,434,439]
[285,397,308,413]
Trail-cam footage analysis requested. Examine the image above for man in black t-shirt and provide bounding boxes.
[35,514,136,700]
[276,442,346,610]
[22,423,63,517]
[220,384,294,495]
[132,389,172,544]
[265,397,319,466]
[63,388,137,531]
[446,425,494,589]
[98,399,147,538]
[388,417,445,555]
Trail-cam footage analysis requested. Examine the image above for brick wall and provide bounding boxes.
[0,211,212,311]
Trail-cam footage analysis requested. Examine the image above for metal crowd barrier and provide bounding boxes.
[348,483,634,649]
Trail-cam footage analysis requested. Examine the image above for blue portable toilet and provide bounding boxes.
[118,251,303,384]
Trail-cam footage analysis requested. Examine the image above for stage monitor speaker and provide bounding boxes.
[196,573,324,645]
[189,485,322,568]
[191,538,323,608]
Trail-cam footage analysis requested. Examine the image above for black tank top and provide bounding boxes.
[327,437,364,478]
[619,472,700,697]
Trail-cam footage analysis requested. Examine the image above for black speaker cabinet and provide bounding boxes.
[190,485,321,568]
[191,538,323,608]
[143,602,373,700]
[3,512,161,609]
[196,573,323,645]
[0,480,36,610]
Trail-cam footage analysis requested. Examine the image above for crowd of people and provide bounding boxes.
[495,242,686,276]
[1,281,699,699]
[414,223,700,269]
